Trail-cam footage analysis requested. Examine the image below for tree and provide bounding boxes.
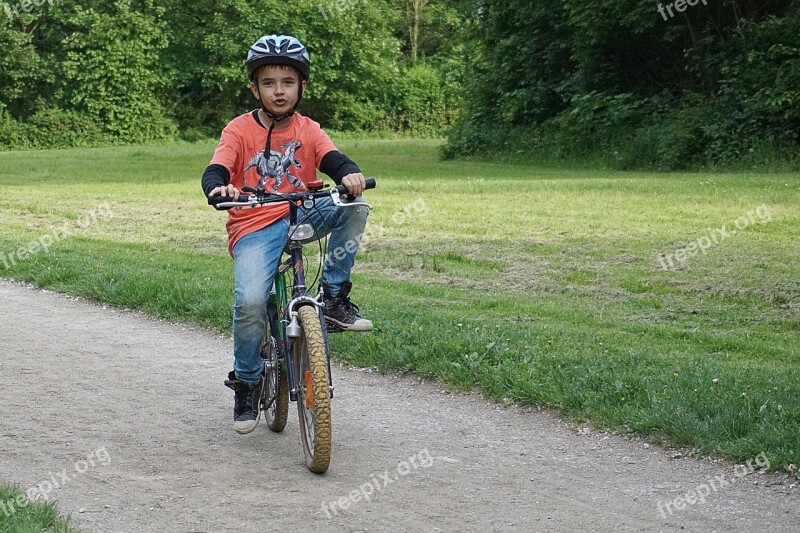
[400,0,429,63]
[445,0,800,169]
[0,16,41,119]
[160,0,404,133]
[56,0,173,142]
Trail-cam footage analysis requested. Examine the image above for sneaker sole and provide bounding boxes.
[234,417,260,434]
[324,316,373,332]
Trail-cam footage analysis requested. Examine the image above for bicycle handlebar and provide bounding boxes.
[209,178,376,210]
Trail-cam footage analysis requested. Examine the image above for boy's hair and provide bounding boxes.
[251,64,302,84]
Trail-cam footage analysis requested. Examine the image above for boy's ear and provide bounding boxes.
[249,80,260,100]
[301,79,307,92]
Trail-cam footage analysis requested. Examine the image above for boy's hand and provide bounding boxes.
[208,184,241,201]
[341,173,366,198]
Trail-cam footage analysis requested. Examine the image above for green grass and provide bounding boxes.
[1,139,798,473]
[0,484,75,532]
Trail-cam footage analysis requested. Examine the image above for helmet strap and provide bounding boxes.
[258,84,304,163]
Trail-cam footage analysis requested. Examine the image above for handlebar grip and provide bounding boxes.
[335,177,377,195]
[208,194,250,210]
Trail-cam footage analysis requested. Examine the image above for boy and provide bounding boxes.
[201,35,372,434]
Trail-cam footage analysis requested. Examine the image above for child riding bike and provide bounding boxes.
[201,34,373,434]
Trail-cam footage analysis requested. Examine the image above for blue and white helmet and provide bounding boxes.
[246,35,310,81]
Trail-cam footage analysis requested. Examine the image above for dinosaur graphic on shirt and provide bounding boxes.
[243,140,305,192]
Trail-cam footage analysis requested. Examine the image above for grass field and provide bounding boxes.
[0,483,75,532]
[1,139,798,473]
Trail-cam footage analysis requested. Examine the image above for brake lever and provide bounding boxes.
[331,189,372,209]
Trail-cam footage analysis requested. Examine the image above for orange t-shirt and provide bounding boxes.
[210,111,337,255]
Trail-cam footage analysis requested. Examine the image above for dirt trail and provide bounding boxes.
[0,280,796,532]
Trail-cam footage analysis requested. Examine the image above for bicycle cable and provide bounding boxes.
[294,202,337,297]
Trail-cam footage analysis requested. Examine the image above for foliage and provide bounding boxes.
[0,0,174,146]
[0,0,466,149]
[2,0,797,168]
[0,15,40,119]
[57,1,174,142]
[391,63,448,135]
[0,107,111,149]
[0,483,75,532]
[445,0,800,170]
[159,0,402,133]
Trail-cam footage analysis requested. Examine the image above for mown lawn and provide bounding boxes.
[1,139,798,472]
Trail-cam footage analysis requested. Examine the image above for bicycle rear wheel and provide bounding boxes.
[262,334,289,432]
[293,305,332,474]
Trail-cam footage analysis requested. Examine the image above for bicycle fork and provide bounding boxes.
[277,243,335,403]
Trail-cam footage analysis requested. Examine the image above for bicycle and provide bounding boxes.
[213,177,376,474]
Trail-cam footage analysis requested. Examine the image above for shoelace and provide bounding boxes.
[339,295,361,318]
[236,386,259,415]
[234,393,248,415]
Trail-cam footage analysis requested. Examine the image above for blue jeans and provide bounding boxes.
[231,197,369,383]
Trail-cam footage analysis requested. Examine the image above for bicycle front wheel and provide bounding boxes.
[293,305,332,474]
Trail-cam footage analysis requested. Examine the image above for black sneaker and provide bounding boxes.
[224,370,264,434]
[323,281,373,332]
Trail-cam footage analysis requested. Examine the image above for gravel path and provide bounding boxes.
[0,280,796,532]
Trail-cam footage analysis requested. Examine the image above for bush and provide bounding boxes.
[321,97,392,133]
[0,108,113,150]
[26,108,110,148]
[444,89,800,171]
[392,63,449,136]
[613,99,708,170]
[0,110,29,149]
[440,113,496,159]
[552,92,647,153]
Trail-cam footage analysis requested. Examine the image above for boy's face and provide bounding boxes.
[250,65,306,116]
